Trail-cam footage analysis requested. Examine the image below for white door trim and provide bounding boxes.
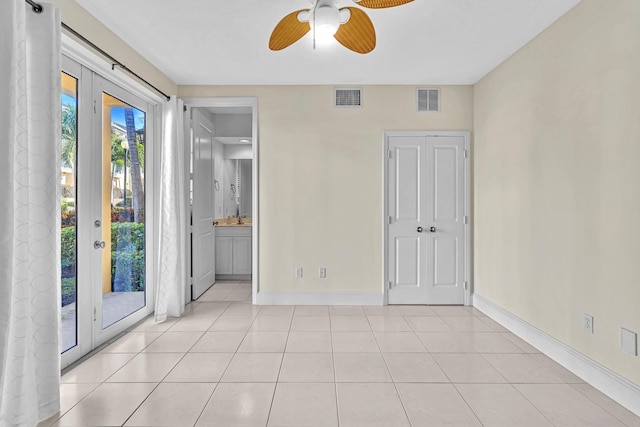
[383,130,471,306]
[181,97,259,304]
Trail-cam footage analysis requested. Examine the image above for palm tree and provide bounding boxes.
[61,103,76,176]
[111,132,125,205]
[124,108,144,223]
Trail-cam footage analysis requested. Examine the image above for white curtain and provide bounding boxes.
[155,98,187,322]
[0,2,62,427]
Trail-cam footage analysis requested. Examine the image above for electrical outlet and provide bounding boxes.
[295,267,303,278]
[583,314,594,334]
[319,267,327,278]
[621,328,638,356]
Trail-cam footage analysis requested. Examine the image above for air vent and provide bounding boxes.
[417,88,440,112]
[335,88,362,108]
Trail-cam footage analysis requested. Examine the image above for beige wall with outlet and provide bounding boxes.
[474,0,640,384]
[51,0,177,95]
[180,85,474,294]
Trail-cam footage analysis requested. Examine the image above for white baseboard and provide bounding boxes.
[473,293,640,417]
[256,291,384,306]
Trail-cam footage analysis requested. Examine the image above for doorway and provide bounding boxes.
[183,97,259,304]
[60,56,156,368]
[384,131,471,305]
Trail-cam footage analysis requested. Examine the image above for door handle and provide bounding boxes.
[429,226,436,233]
[417,226,423,233]
[94,240,106,249]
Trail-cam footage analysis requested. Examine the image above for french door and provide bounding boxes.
[386,132,470,305]
[60,56,155,368]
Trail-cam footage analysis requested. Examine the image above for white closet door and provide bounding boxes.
[387,134,466,305]
[388,136,428,304]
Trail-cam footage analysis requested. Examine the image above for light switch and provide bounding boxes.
[621,328,638,356]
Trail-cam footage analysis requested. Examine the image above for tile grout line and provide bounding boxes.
[370,312,415,427]
[264,307,294,427]
[58,327,170,425]
[329,310,341,427]
[192,289,261,426]
[510,382,562,427]
[433,308,490,427]
[120,324,207,426]
[569,383,636,427]
[449,383,488,427]
[188,290,262,426]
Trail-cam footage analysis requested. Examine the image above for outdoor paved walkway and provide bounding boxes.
[61,291,145,352]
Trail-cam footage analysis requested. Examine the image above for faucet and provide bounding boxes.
[236,214,242,225]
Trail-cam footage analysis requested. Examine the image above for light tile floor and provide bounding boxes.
[43,281,640,427]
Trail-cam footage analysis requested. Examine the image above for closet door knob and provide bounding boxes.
[417,227,423,233]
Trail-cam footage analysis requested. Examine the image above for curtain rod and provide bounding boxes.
[61,23,171,101]
[24,0,171,102]
[25,0,42,13]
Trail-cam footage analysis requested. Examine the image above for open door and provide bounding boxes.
[191,109,216,299]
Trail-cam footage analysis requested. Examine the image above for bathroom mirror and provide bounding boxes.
[237,159,252,217]
[221,159,252,218]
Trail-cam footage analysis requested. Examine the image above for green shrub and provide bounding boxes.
[112,248,145,291]
[61,277,76,306]
[59,222,145,292]
[111,222,145,292]
[111,222,145,251]
[61,226,76,272]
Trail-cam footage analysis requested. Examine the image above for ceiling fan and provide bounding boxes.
[269,0,414,54]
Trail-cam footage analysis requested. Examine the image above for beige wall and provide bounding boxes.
[52,0,177,95]
[180,85,473,294]
[474,0,640,384]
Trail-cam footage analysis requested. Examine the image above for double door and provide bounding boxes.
[387,133,469,305]
[61,56,155,368]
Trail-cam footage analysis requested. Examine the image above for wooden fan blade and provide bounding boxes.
[334,7,376,54]
[269,9,311,51]
[354,0,413,8]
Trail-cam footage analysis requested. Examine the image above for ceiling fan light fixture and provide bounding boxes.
[312,4,341,41]
[270,0,411,53]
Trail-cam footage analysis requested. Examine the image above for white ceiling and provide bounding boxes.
[75,0,581,86]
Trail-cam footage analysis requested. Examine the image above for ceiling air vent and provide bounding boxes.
[417,88,440,112]
[335,88,362,108]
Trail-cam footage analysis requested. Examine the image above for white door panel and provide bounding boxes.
[433,237,458,288]
[192,110,216,299]
[387,133,467,305]
[394,145,422,222]
[425,136,465,304]
[432,146,458,222]
[395,237,420,286]
[388,136,427,304]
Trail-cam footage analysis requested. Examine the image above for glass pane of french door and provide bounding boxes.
[61,72,78,353]
[101,92,146,329]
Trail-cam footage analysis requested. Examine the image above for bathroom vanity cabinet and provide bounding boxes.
[215,226,252,278]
